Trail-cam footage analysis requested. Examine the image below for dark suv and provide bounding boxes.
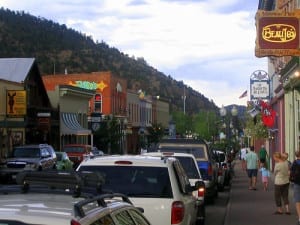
[155,138,219,203]
[0,144,57,180]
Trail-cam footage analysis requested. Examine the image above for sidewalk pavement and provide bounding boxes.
[224,160,297,225]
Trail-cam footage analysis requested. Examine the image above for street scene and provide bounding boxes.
[2,0,300,225]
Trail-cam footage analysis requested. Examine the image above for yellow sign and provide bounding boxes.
[6,90,26,117]
[262,24,296,43]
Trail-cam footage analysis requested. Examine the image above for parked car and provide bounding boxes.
[62,144,92,168]
[154,138,219,203]
[213,150,231,187]
[0,144,57,180]
[55,151,74,171]
[77,154,200,225]
[143,151,206,225]
[0,171,151,225]
[212,150,226,191]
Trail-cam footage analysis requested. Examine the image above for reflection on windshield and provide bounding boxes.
[13,148,40,158]
[78,166,173,198]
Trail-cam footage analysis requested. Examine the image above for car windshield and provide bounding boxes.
[63,146,85,153]
[158,146,205,159]
[13,147,40,158]
[56,153,63,161]
[216,152,226,162]
[175,157,201,179]
[78,166,173,198]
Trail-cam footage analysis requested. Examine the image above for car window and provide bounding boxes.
[13,147,40,158]
[64,146,85,153]
[218,153,226,162]
[175,156,200,179]
[78,165,173,198]
[41,148,49,157]
[129,209,151,225]
[172,160,191,194]
[158,146,206,159]
[56,153,62,161]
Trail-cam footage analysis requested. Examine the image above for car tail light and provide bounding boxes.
[207,163,213,176]
[71,219,81,225]
[171,201,185,224]
[114,160,133,165]
[198,186,205,198]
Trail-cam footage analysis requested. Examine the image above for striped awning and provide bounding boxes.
[60,113,91,136]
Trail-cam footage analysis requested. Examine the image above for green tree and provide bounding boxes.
[245,113,269,140]
[193,111,218,141]
[147,123,165,147]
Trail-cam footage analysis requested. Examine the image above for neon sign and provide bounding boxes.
[69,80,108,91]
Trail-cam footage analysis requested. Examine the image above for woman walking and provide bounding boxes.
[273,152,291,215]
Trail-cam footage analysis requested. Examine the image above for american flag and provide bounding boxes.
[239,90,247,99]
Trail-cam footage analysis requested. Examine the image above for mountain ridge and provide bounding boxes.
[0,7,236,114]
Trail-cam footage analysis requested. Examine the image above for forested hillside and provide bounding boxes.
[0,8,219,114]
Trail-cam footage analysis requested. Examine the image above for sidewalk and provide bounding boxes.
[224,160,297,225]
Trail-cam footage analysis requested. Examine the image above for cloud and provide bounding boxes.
[0,0,267,107]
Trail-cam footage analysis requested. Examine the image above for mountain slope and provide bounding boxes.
[0,7,218,113]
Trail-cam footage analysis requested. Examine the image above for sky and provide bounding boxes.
[0,0,268,107]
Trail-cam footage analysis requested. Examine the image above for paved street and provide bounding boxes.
[224,160,297,225]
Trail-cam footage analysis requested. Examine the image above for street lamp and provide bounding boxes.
[219,105,239,153]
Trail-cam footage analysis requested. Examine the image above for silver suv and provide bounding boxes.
[77,155,200,225]
[0,171,151,225]
[0,144,57,180]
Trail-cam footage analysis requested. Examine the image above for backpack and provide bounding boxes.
[290,161,300,184]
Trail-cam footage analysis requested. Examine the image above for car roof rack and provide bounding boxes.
[15,170,104,197]
[74,193,133,218]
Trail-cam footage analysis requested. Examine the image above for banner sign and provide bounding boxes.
[255,10,300,57]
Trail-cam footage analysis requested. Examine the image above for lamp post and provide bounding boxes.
[219,105,238,154]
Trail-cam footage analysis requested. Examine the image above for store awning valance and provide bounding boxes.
[60,113,91,136]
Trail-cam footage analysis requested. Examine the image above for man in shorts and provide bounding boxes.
[245,146,259,190]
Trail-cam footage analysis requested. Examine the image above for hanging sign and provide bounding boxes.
[255,10,300,57]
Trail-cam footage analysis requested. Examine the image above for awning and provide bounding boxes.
[60,113,91,136]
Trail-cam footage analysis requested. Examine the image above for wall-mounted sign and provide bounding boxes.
[250,70,270,101]
[255,10,300,57]
[6,90,26,117]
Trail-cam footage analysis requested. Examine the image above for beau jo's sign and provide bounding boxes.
[255,10,300,57]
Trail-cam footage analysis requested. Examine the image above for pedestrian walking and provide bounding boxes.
[240,146,248,170]
[273,152,291,215]
[244,145,259,190]
[259,144,268,164]
[259,161,270,191]
[290,150,300,224]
